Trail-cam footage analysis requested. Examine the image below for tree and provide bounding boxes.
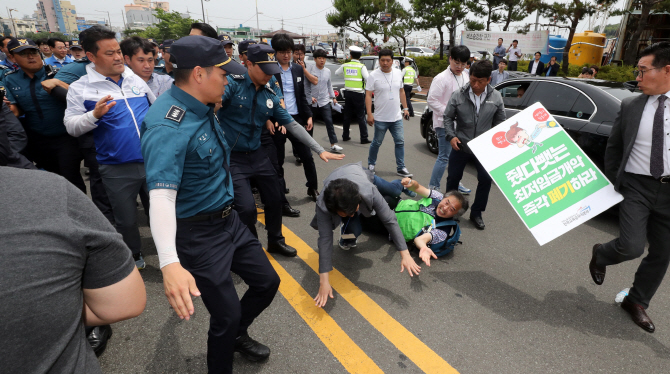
[327,0,396,47]
[594,23,619,38]
[472,0,505,31]
[619,0,670,65]
[140,8,197,41]
[24,31,71,41]
[500,0,528,31]
[411,0,470,59]
[389,7,416,55]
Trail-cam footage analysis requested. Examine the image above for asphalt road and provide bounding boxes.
[99,99,670,373]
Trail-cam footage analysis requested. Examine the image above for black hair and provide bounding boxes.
[466,60,472,68]
[639,42,670,68]
[449,45,470,63]
[271,33,294,52]
[378,48,393,59]
[470,59,493,79]
[498,38,503,42]
[0,36,11,48]
[294,44,306,53]
[513,39,519,43]
[323,179,362,216]
[499,59,507,65]
[444,190,469,216]
[550,55,557,60]
[173,66,213,85]
[590,64,599,73]
[81,26,116,55]
[47,37,65,48]
[581,67,592,75]
[313,49,327,58]
[36,38,48,46]
[350,51,362,59]
[535,51,542,56]
[190,22,218,39]
[120,36,155,59]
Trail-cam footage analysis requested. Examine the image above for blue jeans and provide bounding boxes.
[372,175,403,198]
[429,127,452,189]
[367,119,405,170]
[314,105,338,145]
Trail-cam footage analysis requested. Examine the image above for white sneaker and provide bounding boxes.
[458,183,472,195]
[331,145,343,153]
[368,164,375,174]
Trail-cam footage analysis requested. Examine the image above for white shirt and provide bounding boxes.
[508,47,522,61]
[366,68,404,122]
[625,91,670,176]
[426,68,469,128]
[468,86,488,115]
[531,60,540,74]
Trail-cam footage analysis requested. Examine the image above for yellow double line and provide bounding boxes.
[260,216,458,373]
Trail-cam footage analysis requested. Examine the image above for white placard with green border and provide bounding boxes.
[468,102,623,245]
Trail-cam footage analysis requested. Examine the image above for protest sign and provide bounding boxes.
[468,102,623,245]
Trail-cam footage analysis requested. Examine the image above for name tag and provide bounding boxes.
[346,68,358,75]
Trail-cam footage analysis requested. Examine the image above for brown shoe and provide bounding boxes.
[589,244,606,285]
[621,296,655,333]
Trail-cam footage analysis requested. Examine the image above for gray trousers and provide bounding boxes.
[597,172,670,308]
[98,163,148,255]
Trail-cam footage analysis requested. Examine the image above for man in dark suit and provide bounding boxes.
[527,51,545,76]
[544,56,560,76]
[271,33,320,201]
[590,42,670,333]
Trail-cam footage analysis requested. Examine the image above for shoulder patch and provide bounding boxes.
[4,69,18,77]
[230,74,245,80]
[165,105,186,123]
[264,83,277,96]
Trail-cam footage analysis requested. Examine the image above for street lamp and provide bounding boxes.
[201,0,210,24]
[7,8,18,36]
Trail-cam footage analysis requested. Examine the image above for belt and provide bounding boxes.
[636,174,670,183]
[178,205,234,222]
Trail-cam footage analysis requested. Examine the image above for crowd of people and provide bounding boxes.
[1,20,669,373]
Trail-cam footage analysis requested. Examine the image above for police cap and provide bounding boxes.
[7,38,39,54]
[147,38,158,46]
[161,39,175,52]
[349,46,362,53]
[246,44,281,75]
[218,34,234,46]
[170,35,246,74]
[238,39,257,55]
[70,40,83,50]
[404,57,414,63]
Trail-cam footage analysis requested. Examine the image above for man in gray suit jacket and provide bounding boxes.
[590,42,670,333]
[491,59,510,86]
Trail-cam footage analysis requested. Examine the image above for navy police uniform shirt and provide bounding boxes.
[217,72,292,152]
[4,67,68,137]
[141,85,234,219]
[53,58,91,85]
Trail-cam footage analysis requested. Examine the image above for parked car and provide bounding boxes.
[406,46,435,57]
[419,77,641,167]
[359,55,421,91]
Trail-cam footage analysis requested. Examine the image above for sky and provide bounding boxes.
[10,0,625,43]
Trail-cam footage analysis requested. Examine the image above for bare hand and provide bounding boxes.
[265,120,275,135]
[278,124,286,134]
[333,98,338,105]
[306,117,313,131]
[312,97,317,104]
[450,137,461,151]
[403,110,410,120]
[92,95,117,119]
[314,281,334,308]
[400,178,413,188]
[367,113,374,126]
[161,263,201,320]
[40,78,68,94]
[319,151,345,162]
[419,246,437,267]
[400,250,421,277]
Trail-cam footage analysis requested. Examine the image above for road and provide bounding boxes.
[99,99,670,373]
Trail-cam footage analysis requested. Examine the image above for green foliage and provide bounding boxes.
[133,9,197,41]
[411,0,470,59]
[594,23,619,38]
[509,60,633,81]
[327,0,405,46]
[413,55,452,77]
[23,31,71,41]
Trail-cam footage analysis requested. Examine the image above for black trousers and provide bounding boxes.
[342,91,368,141]
[272,115,318,190]
[508,61,518,71]
[403,85,414,117]
[230,148,285,244]
[260,128,289,205]
[27,132,86,193]
[176,210,280,374]
[598,173,670,309]
[446,149,492,217]
[81,146,114,223]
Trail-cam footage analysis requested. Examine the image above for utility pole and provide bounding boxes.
[281,17,284,30]
[7,8,18,36]
[255,0,260,39]
[121,10,127,30]
[534,10,539,31]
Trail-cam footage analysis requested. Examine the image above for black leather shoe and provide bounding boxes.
[267,241,297,257]
[88,325,113,357]
[307,187,320,202]
[470,216,485,230]
[282,203,300,217]
[235,332,271,361]
[361,139,371,144]
[342,136,351,141]
[295,157,302,165]
[621,297,655,333]
[284,188,290,194]
[589,244,606,285]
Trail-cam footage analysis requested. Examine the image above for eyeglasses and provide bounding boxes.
[16,50,40,57]
[633,67,663,78]
[450,61,467,68]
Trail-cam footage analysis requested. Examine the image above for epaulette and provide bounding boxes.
[264,82,277,96]
[74,57,89,63]
[165,105,186,124]
[230,74,245,80]
[3,68,19,77]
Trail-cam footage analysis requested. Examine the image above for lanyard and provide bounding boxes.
[382,70,394,100]
[451,69,463,90]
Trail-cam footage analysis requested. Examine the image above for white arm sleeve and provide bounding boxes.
[64,82,99,137]
[149,189,180,269]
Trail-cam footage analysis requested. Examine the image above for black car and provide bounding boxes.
[420,77,641,166]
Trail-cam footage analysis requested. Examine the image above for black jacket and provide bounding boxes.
[543,62,560,76]
[273,63,313,122]
[528,60,545,76]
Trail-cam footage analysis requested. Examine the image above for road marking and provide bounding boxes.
[264,250,383,373]
[258,215,459,374]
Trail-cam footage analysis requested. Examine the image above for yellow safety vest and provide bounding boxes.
[403,67,416,85]
[343,61,365,90]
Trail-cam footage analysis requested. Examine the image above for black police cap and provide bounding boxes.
[238,39,257,55]
[246,44,281,75]
[7,38,39,54]
[218,34,234,46]
[170,35,246,74]
[161,39,175,52]
[70,40,83,50]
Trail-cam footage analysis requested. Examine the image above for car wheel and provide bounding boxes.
[425,126,439,154]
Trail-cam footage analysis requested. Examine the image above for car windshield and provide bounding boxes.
[421,48,433,53]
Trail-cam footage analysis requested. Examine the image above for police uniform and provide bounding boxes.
[218,44,326,255]
[401,58,417,117]
[154,39,174,76]
[218,34,235,59]
[338,46,369,143]
[3,38,86,192]
[141,36,280,374]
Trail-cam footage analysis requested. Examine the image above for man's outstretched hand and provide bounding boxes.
[161,263,201,320]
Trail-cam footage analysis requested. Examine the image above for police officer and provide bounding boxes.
[218,44,344,257]
[154,39,174,76]
[336,45,370,143]
[147,38,163,68]
[401,57,420,117]
[218,34,235,59]
[237,39,257,64]
[141,35,279,373]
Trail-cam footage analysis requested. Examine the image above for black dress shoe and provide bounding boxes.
[295,157,302,165]
[361,139,371,144]
[621,297,655,333]
[282,203,300,217]
[307,187,320,202]
[589,243,606,285]
[235,332,271,361]
[284,188,290,194]
[470,215,485,230]
[88,325,113,357]
[267,241,297,257]
[342,136,351,141]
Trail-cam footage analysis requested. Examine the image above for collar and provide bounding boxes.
[469,85,487,98]
[170,85,211,119]
[650,90,670,104]
[21,67,46,80]
[85,63,135,83]
[278,62,292,72]
[54,56,66,63]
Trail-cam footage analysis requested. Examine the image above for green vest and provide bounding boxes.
[343,61,364,89]
[394,197,434,242]
[403,67,416,85]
